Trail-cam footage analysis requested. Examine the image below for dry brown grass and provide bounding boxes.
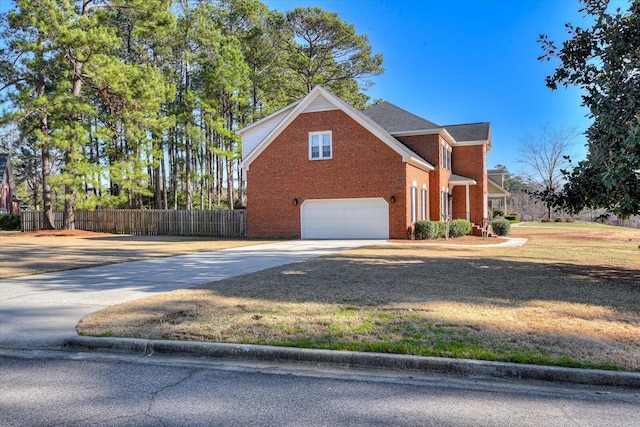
[0,230,272,279]
[78,225,640,371]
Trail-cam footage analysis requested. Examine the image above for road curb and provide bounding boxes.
[63,336,640,389]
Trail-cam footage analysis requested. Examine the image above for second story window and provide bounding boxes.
[441,144,452,170]
[309,131,332,160]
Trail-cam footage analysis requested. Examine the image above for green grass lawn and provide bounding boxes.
[78,225,640,372]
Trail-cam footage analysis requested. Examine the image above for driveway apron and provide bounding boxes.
[0,240,380,349]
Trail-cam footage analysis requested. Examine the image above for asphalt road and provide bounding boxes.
[1,350,639,427]
[2,237,639,426]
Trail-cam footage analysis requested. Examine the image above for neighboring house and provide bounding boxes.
[0,153,21,214]
[238,86,508,239]
[487,169,511,214]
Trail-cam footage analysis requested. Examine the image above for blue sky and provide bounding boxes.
[1,1,629,174]
[265,0,630,173]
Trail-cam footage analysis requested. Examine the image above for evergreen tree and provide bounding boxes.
[539,0,640,217]
[1,0,385,218]
[276,6,384,109]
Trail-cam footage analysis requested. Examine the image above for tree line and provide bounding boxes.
[2,0,638,232]
[0,0,383,229]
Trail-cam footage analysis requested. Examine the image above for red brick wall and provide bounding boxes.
[405,164,430,234]
[246,109,424,238]
[452,144,488,223]
[396,133,440,165]
[395,133,447,221]
[396,133,488,224]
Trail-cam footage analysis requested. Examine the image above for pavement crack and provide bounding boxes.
[143,368,199,425]
[556,402,582,426]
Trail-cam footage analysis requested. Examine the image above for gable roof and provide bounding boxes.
[362,102,490,149]
[443,122,491,145]
[488,176,511,197]
[237,102,300,136]
[239,87,434,172]
[362,101,439,133]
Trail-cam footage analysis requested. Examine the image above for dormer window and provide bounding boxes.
[309,131,332,160]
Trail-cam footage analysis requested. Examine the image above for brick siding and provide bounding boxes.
[247,109,428,238]
[452,144,488,223]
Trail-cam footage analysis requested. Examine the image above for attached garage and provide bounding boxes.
[301,198,389,239]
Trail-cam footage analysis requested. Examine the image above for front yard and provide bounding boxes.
[0,230,272,279]
[77,224,640,372]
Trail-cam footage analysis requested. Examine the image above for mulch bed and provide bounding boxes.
[1,230,110,238]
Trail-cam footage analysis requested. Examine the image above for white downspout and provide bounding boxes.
[465,184,470,221]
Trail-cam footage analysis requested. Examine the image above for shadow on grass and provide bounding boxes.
[192,254,640,311]
[79,251,640,371]
[83,235,250,242]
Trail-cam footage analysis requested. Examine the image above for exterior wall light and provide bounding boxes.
[390,196,396,203]
[293,198,299,206]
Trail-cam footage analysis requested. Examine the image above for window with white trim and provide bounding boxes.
[441,142,452,170]
[309,131,332,160]
[411,184,418,224]
[441,189,450,221]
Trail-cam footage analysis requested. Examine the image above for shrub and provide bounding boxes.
[0,214,21,231]
[449,219,472,238]
[414,220,440,240]
[555,217,565,223]
[492,209,504,219]
[436,221,446,238]
[504,213,520,223]
[541,217,552,223]
[565,217,575,223]
[414,221,427,240]
[492,218,511,236]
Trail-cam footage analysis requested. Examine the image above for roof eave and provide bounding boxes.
[241,86,437,171]
[454,139,489,147]
[391,128,457,146]
[240,90,323,167]
[407,156,435,172]
[236,102,299,135]
[449,178,478,186]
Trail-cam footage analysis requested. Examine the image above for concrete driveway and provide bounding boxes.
[0,240,381,350]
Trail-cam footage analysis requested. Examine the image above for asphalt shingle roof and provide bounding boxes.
[443,122,490,143]
[362,101,439,133]
[362,102,490,144]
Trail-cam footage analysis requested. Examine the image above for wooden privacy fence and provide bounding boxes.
[21,209,247,237]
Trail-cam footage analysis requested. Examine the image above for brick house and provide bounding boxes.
[239,86,504,239]
[0,153,21,214]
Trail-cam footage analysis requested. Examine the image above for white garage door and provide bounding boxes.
[301,198,389,239]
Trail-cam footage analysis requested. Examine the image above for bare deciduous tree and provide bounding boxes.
[518,127,579,219]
